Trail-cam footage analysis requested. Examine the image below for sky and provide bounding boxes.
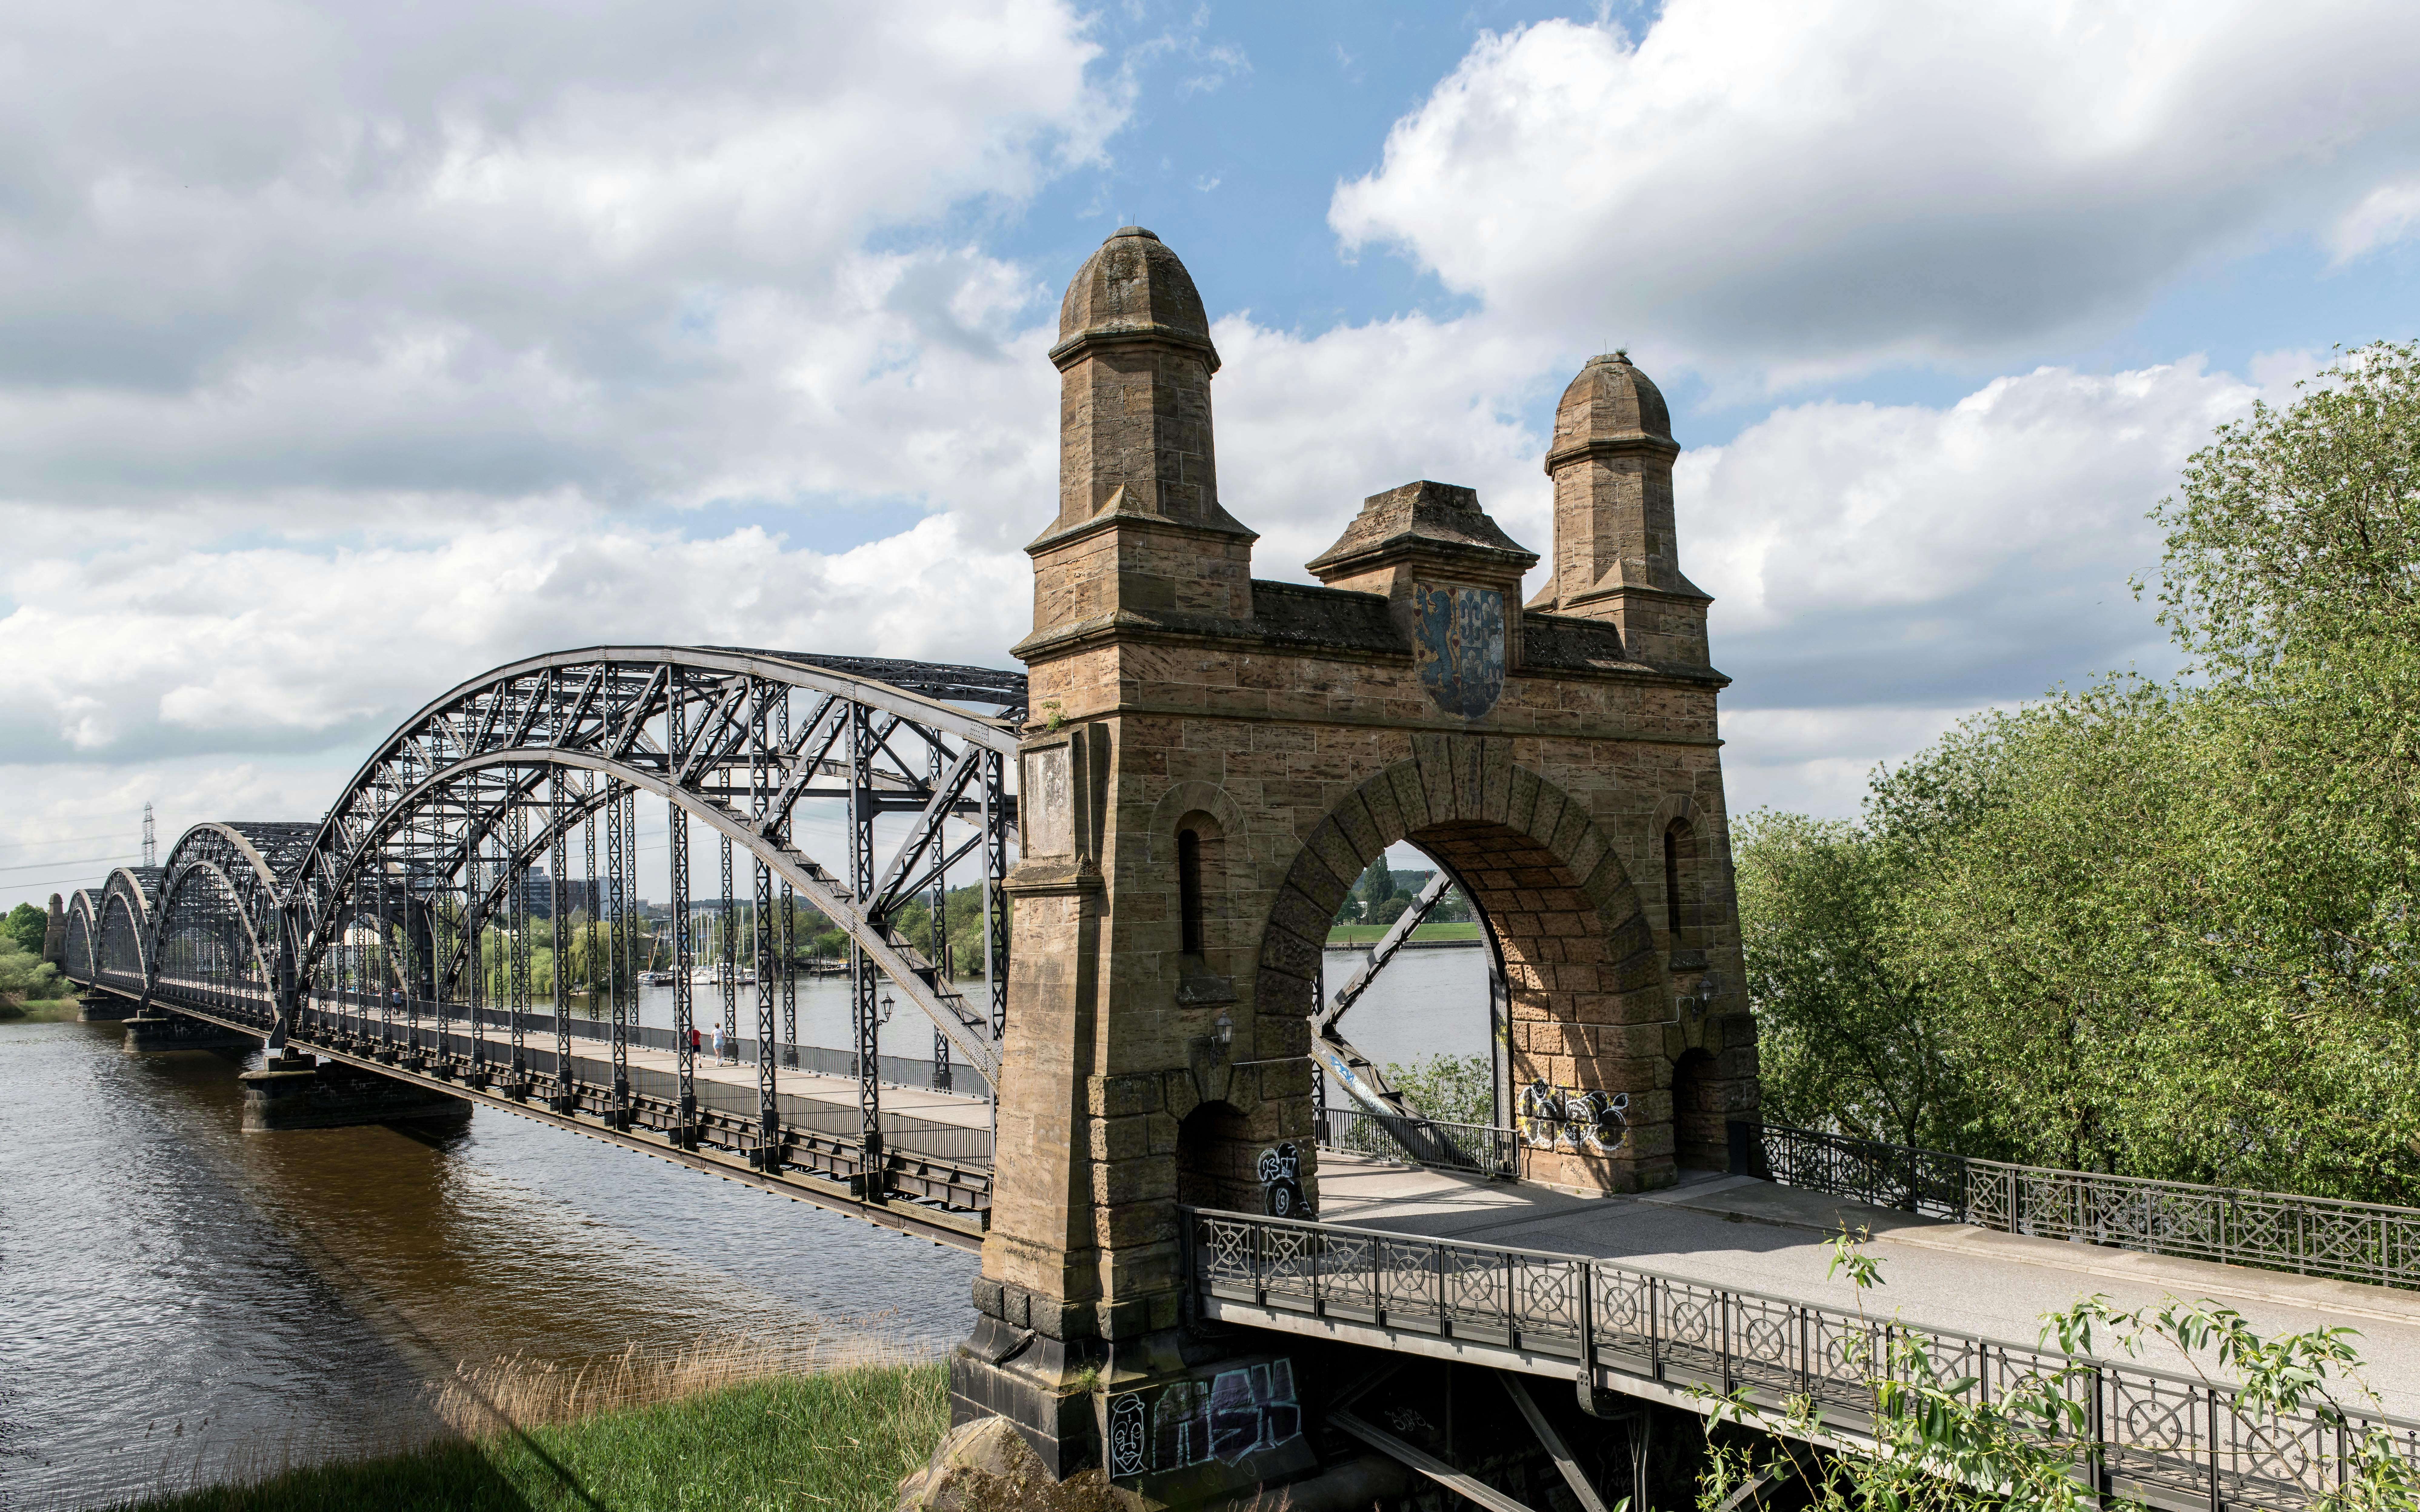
[5,0,2420,912]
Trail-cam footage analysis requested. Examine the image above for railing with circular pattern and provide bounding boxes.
[1738,1120,2420,1291]
[1186,1206,2420,1512]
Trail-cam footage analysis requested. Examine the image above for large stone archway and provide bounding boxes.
[1244,736,1726,1195]
[953,226,1758,1482]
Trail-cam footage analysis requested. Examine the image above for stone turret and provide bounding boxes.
[1016,227,1255,655]
[42,892,65,969]
[1528,352,1711,667]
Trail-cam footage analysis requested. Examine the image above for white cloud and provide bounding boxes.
[1208,313,1559,580]
[1673,356,2305,814]
[1203,319,2278,814]
[0,0,2374,871]
[0,0,1110,517]
[2330,184,2420,262]
[1719,705,1978,820]
[1331,3,2420,384]
[0,514,1028,768]
[1682,358,2262,713]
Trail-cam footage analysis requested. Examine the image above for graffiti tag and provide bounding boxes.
[1107,1358,1303,1479]
[1516,1079,1629,1155]
[1257,1142,1309,1218]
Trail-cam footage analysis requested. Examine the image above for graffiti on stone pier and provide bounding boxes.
[1106,1357,1304,1480]
[1517,1080,1629,1155]
[1257,1142,1309,1218]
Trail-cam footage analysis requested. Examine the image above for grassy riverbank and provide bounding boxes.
[121,1360,946,1512]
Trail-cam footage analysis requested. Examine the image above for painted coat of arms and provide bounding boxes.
[1412,583,1506,719]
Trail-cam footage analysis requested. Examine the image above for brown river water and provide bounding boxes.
[0,950,1485,1510]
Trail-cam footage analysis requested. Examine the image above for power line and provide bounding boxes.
[0,830,138,852]
[0,876,125,901]
[0,853,139,875]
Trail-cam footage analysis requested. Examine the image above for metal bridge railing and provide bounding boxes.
[1314,1105,1518,1178]
[1186,1206,2420,1512]
[1736,1119,2420,1292]
[290,998,995,1165]
[336,998,995,1100]
[97,973,994,1215]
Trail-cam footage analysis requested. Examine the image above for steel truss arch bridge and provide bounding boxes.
[66,646,1025,1247]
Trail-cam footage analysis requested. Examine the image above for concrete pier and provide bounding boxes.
[122,1013,256,1054]
[238,1054,471,1132]
[76,995,135,1022]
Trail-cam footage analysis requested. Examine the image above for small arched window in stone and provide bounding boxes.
[1178,828,1206,956]
[1664,819,1694,941]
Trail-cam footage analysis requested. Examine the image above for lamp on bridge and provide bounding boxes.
[1688,972,1720,1019]
[878,993,894,1027]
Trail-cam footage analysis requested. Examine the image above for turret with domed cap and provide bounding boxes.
[1529,351,1711,668]
[1015,227,1255,658]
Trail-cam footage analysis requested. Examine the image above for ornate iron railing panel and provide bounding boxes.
[1739,1120,2420,1291]
[1186,1207,2420,1512]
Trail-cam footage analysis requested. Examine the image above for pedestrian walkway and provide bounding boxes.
[1316,1151,2420,1416]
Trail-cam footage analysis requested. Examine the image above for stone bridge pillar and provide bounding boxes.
[948,227,1758,1495]
[42,892,65,969]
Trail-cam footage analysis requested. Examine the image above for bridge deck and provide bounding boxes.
[1317,1151,2420,1417]
[617,1040,994,1134]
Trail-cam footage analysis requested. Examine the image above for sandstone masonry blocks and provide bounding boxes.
[952,227,1758,1482]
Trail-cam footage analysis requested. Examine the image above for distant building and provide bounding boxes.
[554,876,632,920]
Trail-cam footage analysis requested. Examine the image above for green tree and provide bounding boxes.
[872,881,1004,979]
[0,930,68,1006]
[1381,1053,1493,1126]
[1737,343,2420,1201]
[1733,810,1958,1148]
[4,902,46,957]
[1336,857,1395,925]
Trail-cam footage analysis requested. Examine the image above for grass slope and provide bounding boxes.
[122,1362,946,1512]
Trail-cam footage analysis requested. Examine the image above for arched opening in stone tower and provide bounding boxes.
[1311,805,1679,1194]
[1258,740,1758,1201]
[1175,1100,1261,1211]
[1320,840,1508,1132]
[1669,1046,1725,1172]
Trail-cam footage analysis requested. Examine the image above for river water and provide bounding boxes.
[0,948,1483,1510]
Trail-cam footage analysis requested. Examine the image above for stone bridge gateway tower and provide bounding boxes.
[952,226,1758,1486]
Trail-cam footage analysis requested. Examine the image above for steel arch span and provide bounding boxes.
[280,645,1022,1081]
[63,646,1024,1245]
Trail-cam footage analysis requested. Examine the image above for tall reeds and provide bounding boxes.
[428,1321,917,1435]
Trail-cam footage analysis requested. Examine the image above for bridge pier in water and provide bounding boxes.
[238,1052,471,1132]
[75,992,133,1021]
[121,1011,255,1054]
